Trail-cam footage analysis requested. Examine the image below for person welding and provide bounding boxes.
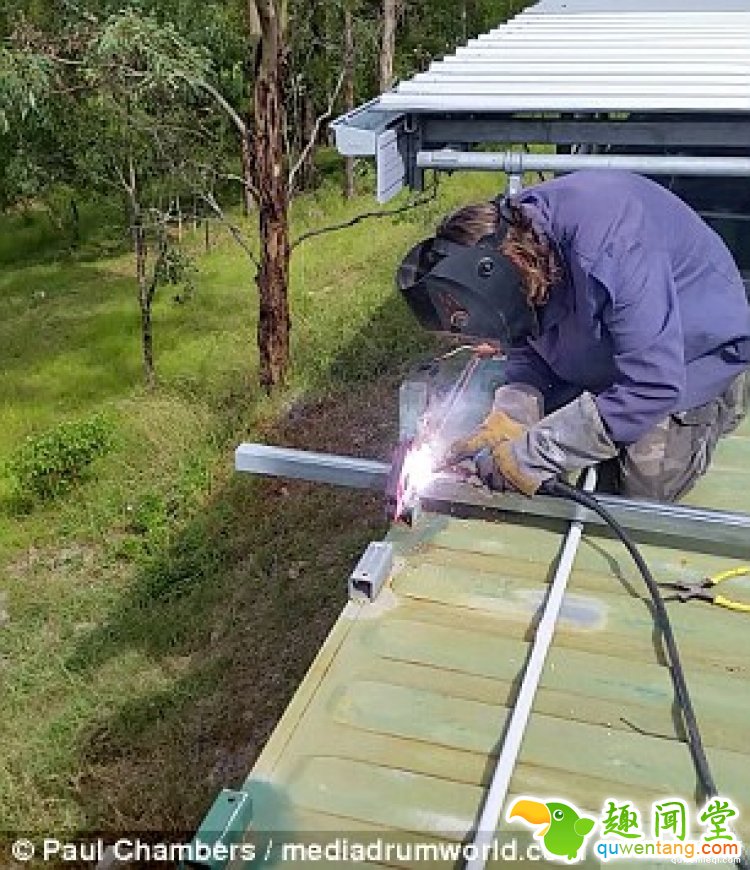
[397,170,750,501]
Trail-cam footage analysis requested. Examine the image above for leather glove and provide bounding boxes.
[447,410,526,464]
[446,384,544,465]
[498,391,620,495]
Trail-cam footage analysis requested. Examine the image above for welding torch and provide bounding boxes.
[385,343,499,524]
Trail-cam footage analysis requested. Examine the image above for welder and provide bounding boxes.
[397,170,750,501]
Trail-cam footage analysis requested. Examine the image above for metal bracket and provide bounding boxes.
[377,126,408,204]
[183,789,253,869]
[506,173,523,196]
[330,97,404,157]
[348,542,394,602]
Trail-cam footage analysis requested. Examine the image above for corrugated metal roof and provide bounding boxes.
[378,2,750,114]
[240,416,750,867]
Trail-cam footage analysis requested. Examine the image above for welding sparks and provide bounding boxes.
[391,441,439,523]
[402,443,437,495]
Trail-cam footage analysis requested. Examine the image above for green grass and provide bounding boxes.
[0,165,501,838]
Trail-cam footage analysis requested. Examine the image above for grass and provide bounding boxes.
[0,163,500,840]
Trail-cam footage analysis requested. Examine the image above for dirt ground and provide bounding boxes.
[73,373,402,836]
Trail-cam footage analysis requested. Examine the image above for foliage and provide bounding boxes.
[8,414,115,502]
[86,10,211,95]
[0,6,240,383]
[0,47,49,132]
[0,8,230,206]
[155,243,199,303]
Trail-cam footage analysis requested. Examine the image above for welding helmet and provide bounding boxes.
[396,199,538,345]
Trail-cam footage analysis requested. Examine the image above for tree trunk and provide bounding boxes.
[133,214,156,389]
[380,0,397,92]
[343,5,355,200]
[252,0,291,391]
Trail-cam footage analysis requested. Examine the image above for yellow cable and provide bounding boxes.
[714,595,750,613]
[710,566,750,584]
[709,566,750,612]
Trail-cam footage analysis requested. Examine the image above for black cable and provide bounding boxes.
[539,478,749,870]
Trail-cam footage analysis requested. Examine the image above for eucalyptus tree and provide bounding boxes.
[1,9,224,386]
[380,0,398,92]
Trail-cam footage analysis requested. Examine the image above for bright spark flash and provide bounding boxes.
[402,443,436,495]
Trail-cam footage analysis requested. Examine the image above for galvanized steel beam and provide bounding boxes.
[235,444,750,554]
[421,479,750,555]
[418,149,750,177]
[235,443,389,490]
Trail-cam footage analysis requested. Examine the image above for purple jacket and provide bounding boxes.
[504,170,750,445]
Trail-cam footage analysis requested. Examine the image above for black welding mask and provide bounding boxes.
[396,206,538,346]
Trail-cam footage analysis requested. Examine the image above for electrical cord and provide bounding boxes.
[539,477,749,870]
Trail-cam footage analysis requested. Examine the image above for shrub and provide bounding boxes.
[9,414,114,501]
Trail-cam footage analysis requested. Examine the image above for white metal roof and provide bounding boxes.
[378,1,750,114]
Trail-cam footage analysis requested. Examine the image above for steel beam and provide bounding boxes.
[235,443,389,490]
[421,117,750,150]
[418,148,750,177]
[421,479,750,555]
[235,444,750,555]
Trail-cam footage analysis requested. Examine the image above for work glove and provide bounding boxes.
[490,383,545,427]
[473,444,517,492]
[446,384,544,464]
[482,391,620,495]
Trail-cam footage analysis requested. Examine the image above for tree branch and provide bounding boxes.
[36,52,85,67]
[112,161,133,197]
[199,192,260,268]
[221,171,261,202]
[195,78,248,139]
[191,162,261,204]
[290,181,439,251]
[288,66,346,192]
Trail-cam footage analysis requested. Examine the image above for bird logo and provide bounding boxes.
[508,797,597,862]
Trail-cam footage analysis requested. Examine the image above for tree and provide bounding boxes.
[226,0,350,388]
[380,0,397,92]
[1,10,222,386]
[248,0,291,390]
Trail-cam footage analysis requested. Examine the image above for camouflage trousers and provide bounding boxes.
[599,369,750,502]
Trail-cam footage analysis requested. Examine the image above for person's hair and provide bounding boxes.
[436,200,560,305]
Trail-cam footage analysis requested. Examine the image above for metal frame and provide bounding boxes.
[333,111,750,157]
[419,115,750,150]
[417,149,750,177]
[421,479,750,556]
[235,444,750,556]
[331,0,750,197]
